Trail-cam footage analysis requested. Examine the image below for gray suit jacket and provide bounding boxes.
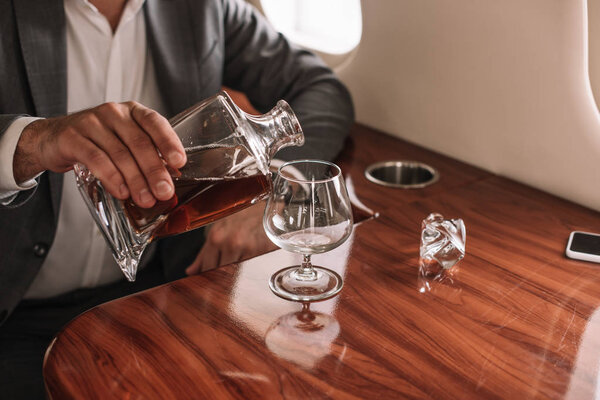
[0,0,353,324]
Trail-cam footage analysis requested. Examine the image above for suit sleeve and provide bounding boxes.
[220,0,354,162]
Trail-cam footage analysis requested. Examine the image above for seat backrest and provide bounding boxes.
[338,0,600,212]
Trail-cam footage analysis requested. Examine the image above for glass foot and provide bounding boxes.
[269,266,343,302]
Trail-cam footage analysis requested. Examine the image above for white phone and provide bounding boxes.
[566,231,600,263]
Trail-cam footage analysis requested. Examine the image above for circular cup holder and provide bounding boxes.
[364,161,439,189]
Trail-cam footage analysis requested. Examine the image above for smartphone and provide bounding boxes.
[566,231,600,263]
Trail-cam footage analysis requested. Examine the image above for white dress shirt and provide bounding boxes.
[0,0,165,298]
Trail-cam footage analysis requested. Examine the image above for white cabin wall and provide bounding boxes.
[337,0,600,212]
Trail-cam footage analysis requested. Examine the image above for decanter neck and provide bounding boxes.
[245,100,304,160]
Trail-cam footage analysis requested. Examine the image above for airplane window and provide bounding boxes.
[260,0,362,55]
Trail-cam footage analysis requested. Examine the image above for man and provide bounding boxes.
[0,0,353,397]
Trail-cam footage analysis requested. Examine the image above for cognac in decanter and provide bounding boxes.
[75,91,304,281]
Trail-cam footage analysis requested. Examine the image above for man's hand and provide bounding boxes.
[14,102,187,208]
[185,202,277,274]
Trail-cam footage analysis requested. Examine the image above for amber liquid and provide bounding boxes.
[124,174,271,239]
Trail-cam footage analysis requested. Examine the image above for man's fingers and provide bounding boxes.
[219,247,243,267]
[80,117,156,207]
[239,239,275,263]
[92,103,173,205]
[186,245,221,275]
[115,119,175,204]
[201,243,221,272]
[129,102,187,168]
[68,136,129,200]
[185,251,203,275]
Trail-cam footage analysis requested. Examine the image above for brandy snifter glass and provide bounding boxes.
[263,160,353,302]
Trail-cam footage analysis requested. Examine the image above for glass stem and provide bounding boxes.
[296,254,318,281]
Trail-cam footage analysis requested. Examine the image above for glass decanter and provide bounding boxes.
[75,91,304,281]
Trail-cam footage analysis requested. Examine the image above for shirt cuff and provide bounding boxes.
[0,117,42,193]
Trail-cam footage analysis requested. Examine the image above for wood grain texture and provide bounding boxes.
[43,124,600,399]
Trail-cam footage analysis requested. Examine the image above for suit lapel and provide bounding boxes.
[144,0,203,118]
[13,0,67,221]
[13,0,67,117]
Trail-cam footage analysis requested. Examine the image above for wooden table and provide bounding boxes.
[43,124,600,399]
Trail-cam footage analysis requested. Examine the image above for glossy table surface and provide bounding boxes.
[43,124,600,399]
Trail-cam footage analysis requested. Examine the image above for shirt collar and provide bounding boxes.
[68,0,146,27]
